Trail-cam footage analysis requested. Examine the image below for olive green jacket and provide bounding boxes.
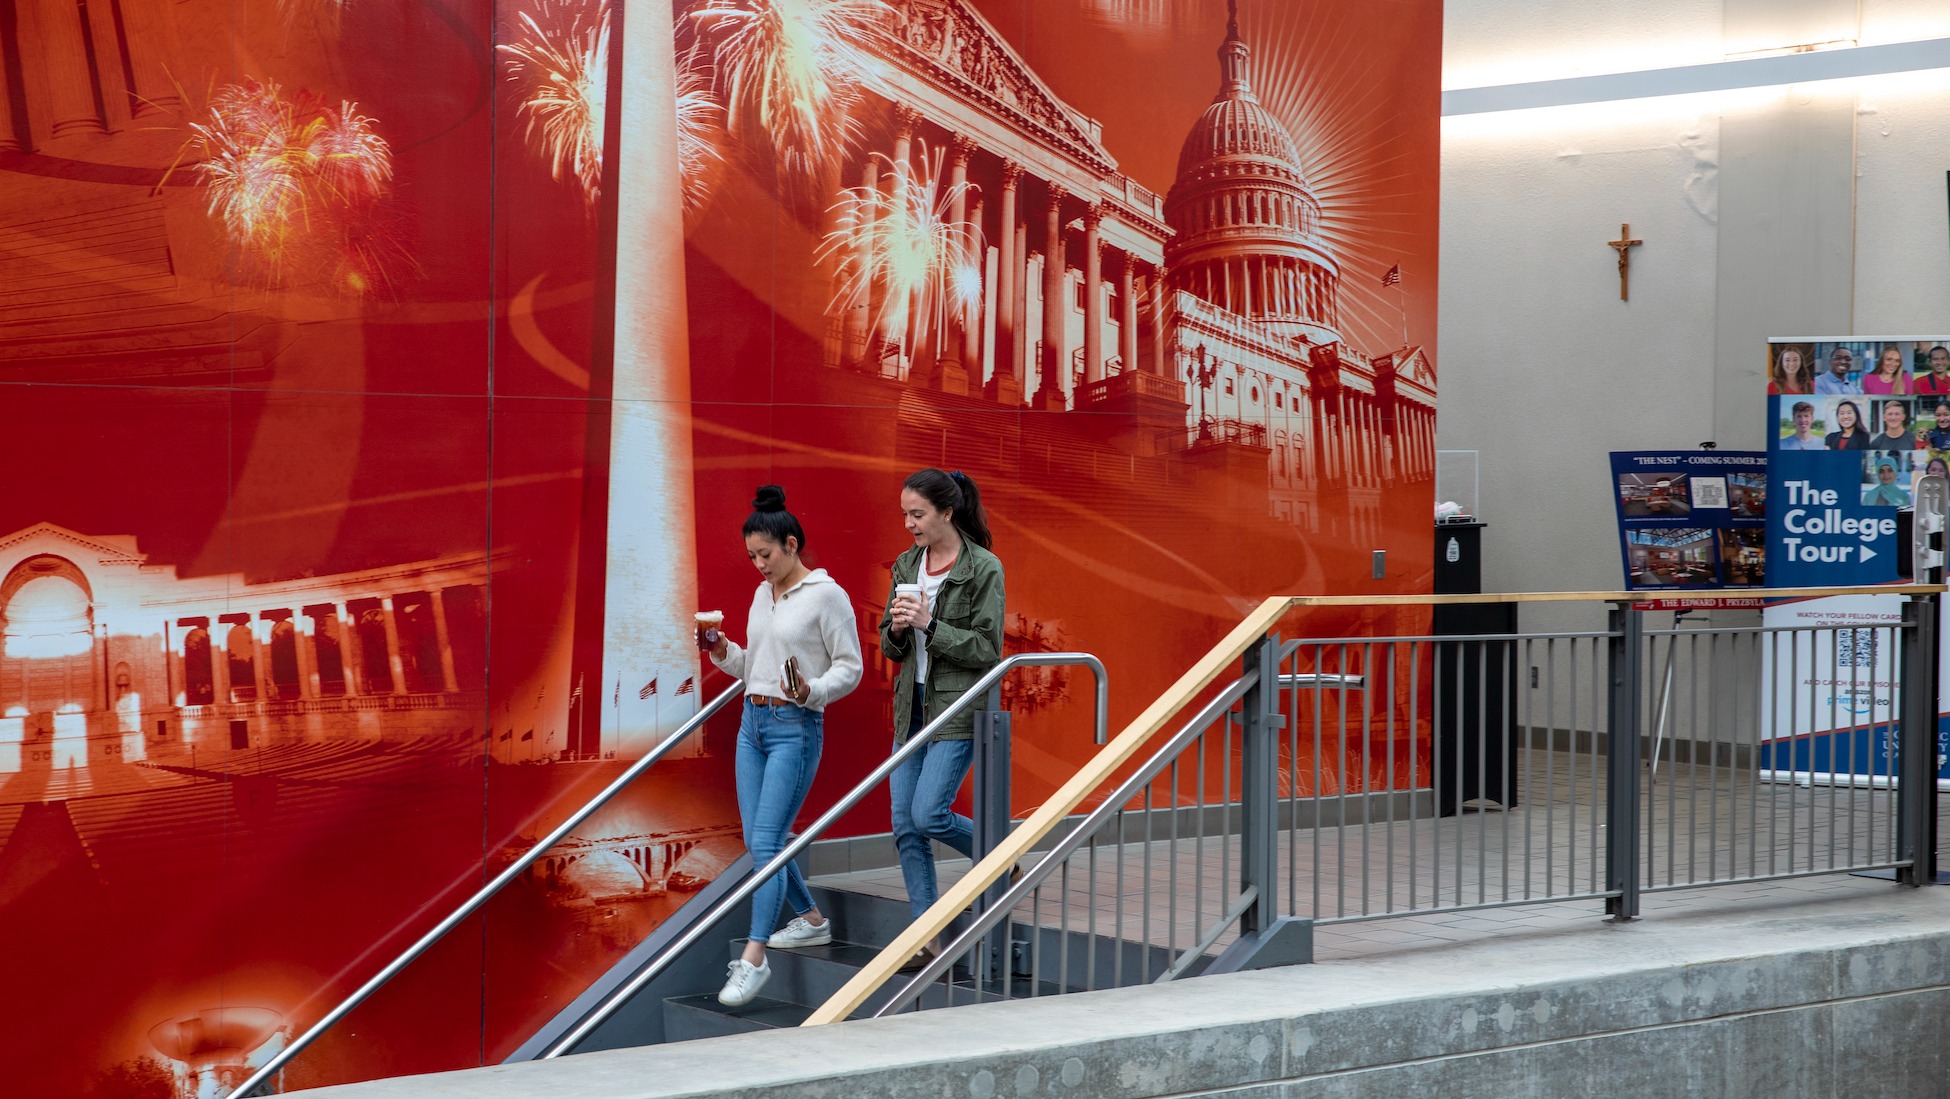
[878,541,1005,742]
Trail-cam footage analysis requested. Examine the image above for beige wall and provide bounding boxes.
[1438,0,1950,635]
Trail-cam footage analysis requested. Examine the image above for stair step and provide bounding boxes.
[733,937,1066,1018]
[561,878,1176,1050]
[806,884,942,948]
[662,993,809,1042]
[736,938,903,1011]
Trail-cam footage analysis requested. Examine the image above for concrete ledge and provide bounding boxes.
[295,886,1950,1099]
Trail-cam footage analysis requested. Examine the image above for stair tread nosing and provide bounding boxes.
[663,992,810,1031]
[733,938,886,966]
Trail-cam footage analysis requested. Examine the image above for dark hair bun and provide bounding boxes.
[751,484,787,512]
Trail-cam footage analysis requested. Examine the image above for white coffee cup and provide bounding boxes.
[893,583,923,609]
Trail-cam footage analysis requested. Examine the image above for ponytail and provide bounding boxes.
[946,470,992,550]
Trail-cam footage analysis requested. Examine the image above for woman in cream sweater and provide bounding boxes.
[702,485,863,1007]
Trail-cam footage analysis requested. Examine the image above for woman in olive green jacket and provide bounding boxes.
[879,469,1005,952]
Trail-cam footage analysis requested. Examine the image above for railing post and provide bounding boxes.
[1238,634,1283,935]
[1605,602,1642,920]
[1897,593,1940,886]
[970,684,1013,981]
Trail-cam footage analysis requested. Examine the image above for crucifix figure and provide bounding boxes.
[1608,223,1642,301]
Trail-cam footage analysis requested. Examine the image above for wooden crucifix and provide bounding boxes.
[1608,223,1642,301]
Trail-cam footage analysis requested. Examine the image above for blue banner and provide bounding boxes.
[1765,446,1902,586]
[1762,341,1950,787]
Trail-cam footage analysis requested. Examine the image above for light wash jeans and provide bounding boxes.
[735,698,823,943]
[889,684,976,919]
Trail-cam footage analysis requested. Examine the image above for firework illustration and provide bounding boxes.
[306,100,393,201]
[818,142,981,368]
[181,79,403,294]
[686,0,892,197]
[187,81,307,246]
[500,1,611,206]
[673,54,726,218]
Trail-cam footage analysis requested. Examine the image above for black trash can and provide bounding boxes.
[1432,522,1518,816]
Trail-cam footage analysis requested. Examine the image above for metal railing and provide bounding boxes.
[842,657,1375,1013]
[538,651,1108,1058]
[808,587,1945,1025]
[1286,625,1618,923]
[866,667,1259,1012]
[1639,614,1914,890]
[230,680,748,1099]
[806,600,1292,1024]
[1288,600,1937,927]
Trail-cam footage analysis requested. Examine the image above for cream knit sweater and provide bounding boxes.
[709,569,863,711]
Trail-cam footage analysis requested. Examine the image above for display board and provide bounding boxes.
[1609,451,1767,591]
[1760,338,1950,788]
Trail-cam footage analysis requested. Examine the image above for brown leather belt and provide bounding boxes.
[748,695,798,707]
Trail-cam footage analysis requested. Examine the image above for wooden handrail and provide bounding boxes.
[799,580,1945,1026]
[800,595,1295,1026]
[1284,584,1944,606]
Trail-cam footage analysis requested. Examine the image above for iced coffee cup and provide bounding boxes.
[694,610,724,651]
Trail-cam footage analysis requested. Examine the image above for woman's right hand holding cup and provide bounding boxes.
[694,611,726,657]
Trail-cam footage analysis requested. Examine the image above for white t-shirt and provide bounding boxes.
[914,550,951,684]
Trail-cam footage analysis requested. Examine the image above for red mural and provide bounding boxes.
[0,0,1439,1094]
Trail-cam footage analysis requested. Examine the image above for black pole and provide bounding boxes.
[970,685,1014,983]
[1898,593,1940,886]
[1605,602,1642,919]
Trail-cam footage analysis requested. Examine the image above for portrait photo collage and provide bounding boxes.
[1770,338,1950,505]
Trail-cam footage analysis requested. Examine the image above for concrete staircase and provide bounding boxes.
[656,883,1036,1042]
[529,865,1171,1056]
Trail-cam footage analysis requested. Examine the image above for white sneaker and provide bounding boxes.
[769,916,833,949]
[717,958,771,1007]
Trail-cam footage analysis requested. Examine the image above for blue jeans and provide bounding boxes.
[889,685,976,919]
[735,698,823,944]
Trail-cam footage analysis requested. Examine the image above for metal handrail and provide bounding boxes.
[1281,673,1364,689]
[1274,584,1947,607]
[231,679,747,1099]
[871,673,1256,1012]
[540,651,1109,1058]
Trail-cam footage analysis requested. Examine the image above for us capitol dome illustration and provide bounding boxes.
[1165,0,1342,346]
